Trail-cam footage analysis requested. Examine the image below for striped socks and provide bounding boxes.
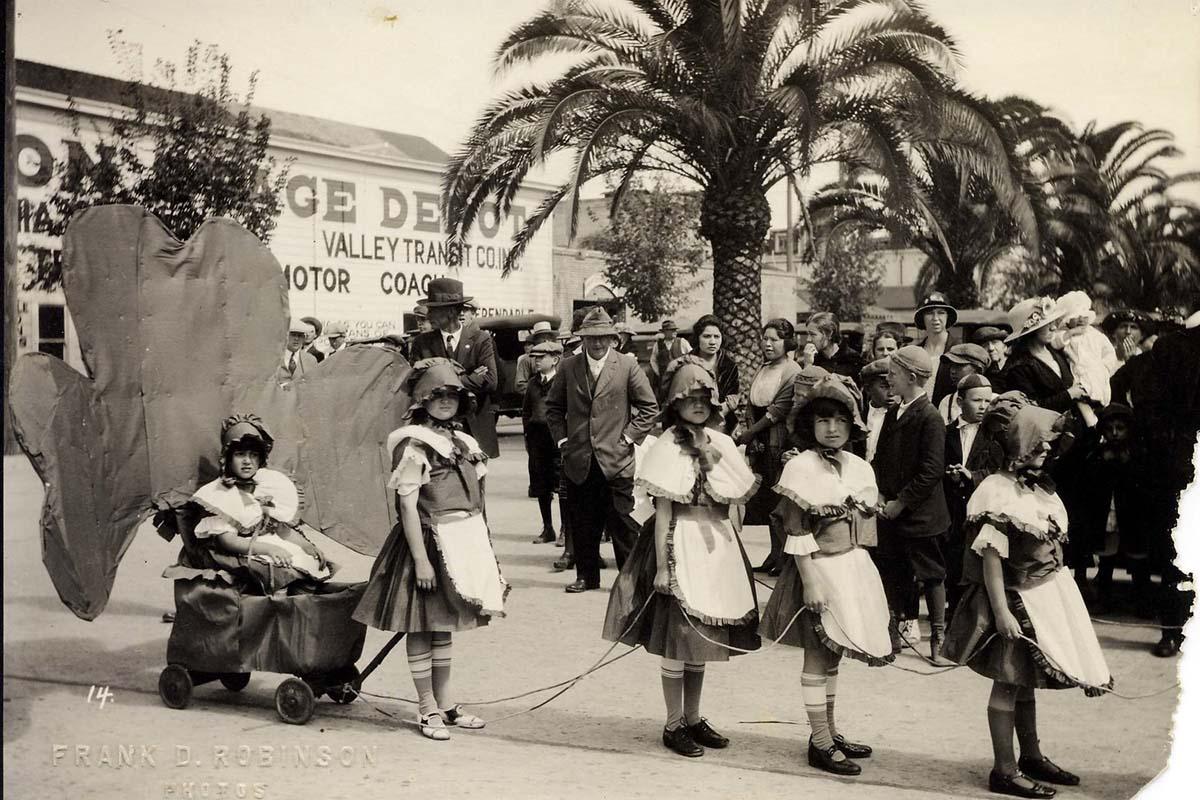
[802,672,838,754]
[431,634,452,711]
[825,668,840,740]
[661,658,685,730]
[406,640,437,717]
[683,663,706,726]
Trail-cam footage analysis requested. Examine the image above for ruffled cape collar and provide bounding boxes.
[772,448,879,516]
[191,468,299,530]
[966,472,1069,541]
[386,424,485,463]
[637,426,759,504]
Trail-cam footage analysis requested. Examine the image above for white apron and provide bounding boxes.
[431,512,508,617]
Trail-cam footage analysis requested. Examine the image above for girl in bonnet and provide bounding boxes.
[353,358,508,741]
[602,356,760,759]
[941,404,1111,798]
[759,375,893,778]
[188,414,331,591]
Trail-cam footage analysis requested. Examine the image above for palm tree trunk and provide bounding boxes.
[700,184,772,404]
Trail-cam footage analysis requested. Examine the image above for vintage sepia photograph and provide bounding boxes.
[3,2,1198,798]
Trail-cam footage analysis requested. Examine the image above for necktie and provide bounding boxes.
[288,352,297,375]
[445,334,455,356]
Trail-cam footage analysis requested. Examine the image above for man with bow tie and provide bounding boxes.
[408,278,500,457]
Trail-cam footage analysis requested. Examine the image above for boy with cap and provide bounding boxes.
[937,343,991,424]
[943,373,994,620]
[859,358,894,464]
[874,345,952,661]
[516,320,558,395]
[524,339,566,544]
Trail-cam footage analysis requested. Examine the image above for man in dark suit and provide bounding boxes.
[547,306,659,593]
[875,345,952,662]
[408,278,500,458]
[941,373,994,620]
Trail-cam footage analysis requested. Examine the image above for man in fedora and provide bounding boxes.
[408,277,500,458]
[913,292,960,405]
[649,318,691,390]
[547,306,659,592]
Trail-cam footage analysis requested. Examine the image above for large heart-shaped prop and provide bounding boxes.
[10,206,407,620]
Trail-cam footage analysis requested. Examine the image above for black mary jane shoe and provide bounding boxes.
[752,559,778,574]
[807,739,861,776]
[662,725,704,758]
[1018,756,1079,786]
[687,718,729,749]
[989,769,1056,798]
[832,734,872,758]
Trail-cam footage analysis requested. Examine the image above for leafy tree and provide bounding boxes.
[31,37,289,290]
[800,229,882,319]
[578,177,705,320]
[442,0,1025,386]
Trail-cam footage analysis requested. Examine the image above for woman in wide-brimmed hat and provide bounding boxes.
[913,292,960,405]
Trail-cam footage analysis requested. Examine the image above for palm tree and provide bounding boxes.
[806,95,1070,307]
[442,0,1028,379]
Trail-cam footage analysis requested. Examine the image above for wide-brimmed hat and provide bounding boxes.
[795,374,868,437]
[1100,308,1149,334]
[972,325,1009,344]
[422,277,473,308]
[891,345,934,379]
[660,319,679,332]
[942,343,990,371]
[576,306,619,337]
[914,292,958,328]
[1005,297,1065,343]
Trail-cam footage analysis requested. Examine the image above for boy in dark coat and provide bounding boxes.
[875,346,953,662]
[523,339,565,544]
[942,373,994,621]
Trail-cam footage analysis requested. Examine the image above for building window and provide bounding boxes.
[37,303,66,360]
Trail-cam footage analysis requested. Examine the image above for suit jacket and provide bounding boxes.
[874,393,950,538]
[410,321,500,457]
[276,348,319,383]
[546,350,659,484]
[943,419,992,535]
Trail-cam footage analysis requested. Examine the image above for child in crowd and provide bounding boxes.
[942,373,994,620]
[937,343,991,423]
[941,405,1111,798]
[1051,291,1118,428]
[859,358,893,464]
[353,358,508,740]
[874,346,952,663]
[522,339,565,544]
[760,375,894,777]
[189,414,332,592]
[603,357,760,759]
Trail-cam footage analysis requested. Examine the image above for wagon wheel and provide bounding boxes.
[219,672,251,692]
[158,665,193,710]
[325,666,360,705]
[275,677,316,725]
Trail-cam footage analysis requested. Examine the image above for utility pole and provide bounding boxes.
[4,0,19,454]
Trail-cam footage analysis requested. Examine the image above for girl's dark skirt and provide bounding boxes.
[353,521,491,633]
[602,526,760,662]
[941,582,1106,694]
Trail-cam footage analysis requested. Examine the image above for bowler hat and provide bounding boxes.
[423,277,473,308]
[576,306,619,337]
[942,343,990,371]
[914,292,958,328]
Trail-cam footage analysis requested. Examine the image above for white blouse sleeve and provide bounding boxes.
[783,533,820,557]
[194,514,237,539]
[970,524,1010,559]
[388,446,432,497]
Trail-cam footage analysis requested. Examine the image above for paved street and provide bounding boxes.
[2,424,1189,800]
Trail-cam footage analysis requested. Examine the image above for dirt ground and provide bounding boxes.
[4,425,1196,800]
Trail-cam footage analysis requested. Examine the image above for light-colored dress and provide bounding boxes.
[758,449,894,665]
[941,472,1112,691]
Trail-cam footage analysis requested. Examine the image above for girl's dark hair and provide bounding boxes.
[411,389,477,425]
[223,438,268,474]
[763,317,797,352]
[807,311,841,345]
[797,396,863,443]
[692,314,726,346]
